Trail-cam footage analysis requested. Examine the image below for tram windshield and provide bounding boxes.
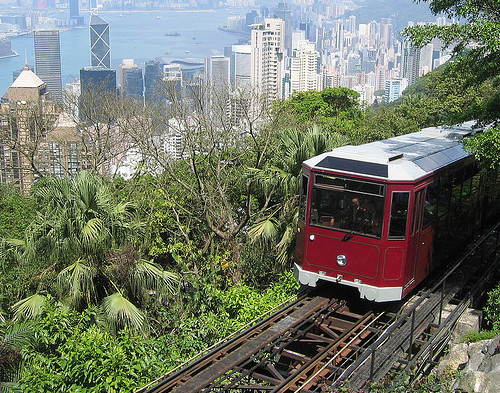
[309,175,385,238]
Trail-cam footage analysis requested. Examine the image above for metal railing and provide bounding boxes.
[331,221,500,390]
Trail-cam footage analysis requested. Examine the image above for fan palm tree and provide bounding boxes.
[248,126,349,268]
[11,172,178,333]
[0,321,36,392]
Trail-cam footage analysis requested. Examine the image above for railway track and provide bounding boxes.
[139,222,500,393]
[140,296,393,392]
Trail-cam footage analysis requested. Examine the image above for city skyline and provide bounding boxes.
[0,1,451,105]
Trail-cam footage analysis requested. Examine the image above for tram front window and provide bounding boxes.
[309,186,384,238]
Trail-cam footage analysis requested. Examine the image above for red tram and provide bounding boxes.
[294,122,499,302]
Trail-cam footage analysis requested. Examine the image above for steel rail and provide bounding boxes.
[293,311,385,392]
[136,293,302,393]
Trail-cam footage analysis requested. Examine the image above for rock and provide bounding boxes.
[481,353,500,373]
[465,340,491,372]
[437,342,469,372]
[457,371,491,393]
[441,307,483,344]
[487,336,500,355]
[486,370,500,392]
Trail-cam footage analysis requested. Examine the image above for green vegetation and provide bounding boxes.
[2,0,500,384]
[460,329,499,344]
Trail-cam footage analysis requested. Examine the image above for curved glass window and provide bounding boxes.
[309,175,384,238]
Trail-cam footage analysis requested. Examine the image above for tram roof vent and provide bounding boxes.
[388,153,404,162]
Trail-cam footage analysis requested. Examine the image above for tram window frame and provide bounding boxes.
[411,190,424,236]
[423,181,438,228]
[388,191,410,240]
[298,174,309,223]
[437,174,451,218]
[309,174,385,238]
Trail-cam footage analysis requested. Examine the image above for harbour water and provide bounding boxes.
[0,8,252,96]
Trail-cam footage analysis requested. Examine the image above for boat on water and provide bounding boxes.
[165,32,181,37]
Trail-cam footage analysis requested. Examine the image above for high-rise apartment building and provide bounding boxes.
[1,68,89,192]
[384,78,408,103]
[90,14,110,68]
[251,18,285,106]
[290,40,320,94]
[401,39,421,86]
[34,30,62,101]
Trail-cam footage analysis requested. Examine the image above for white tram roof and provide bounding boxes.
[304,122,480,182]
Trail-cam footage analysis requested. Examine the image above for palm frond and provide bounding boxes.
[2,239,26,250]
[57,259,95,307]
[247,217,280,244]
[0,381,22,393]
[11,294,47,322]
[101,292,146,333]
[81,217,106,248]
[132,259,179,298]
[2,321,36,349]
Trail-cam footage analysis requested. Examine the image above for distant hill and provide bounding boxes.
[348,0,437,35]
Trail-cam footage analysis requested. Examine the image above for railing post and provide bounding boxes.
[370,350,376,380]
[439,278,446,325]
[409,310,415,360]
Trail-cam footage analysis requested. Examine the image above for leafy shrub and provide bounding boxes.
[484,283,500,330]
[19,327,168,393]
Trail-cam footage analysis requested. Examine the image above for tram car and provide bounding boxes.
[294,122,500,302]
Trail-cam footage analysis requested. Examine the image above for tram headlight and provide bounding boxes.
[336,255,347,267]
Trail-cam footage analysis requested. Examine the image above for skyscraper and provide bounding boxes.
[80,67,116,94]
[34,30,62,101]
[205,55,230,91]
[90,14,110,68]
[251,18,285,106]
[69,0,84,25]
[274,2,292,55]
[69,0,79,19]
[119,59,143,99]
[401,39,421,86]
[232,44,251,88]
[144,60,165,103]
[290,40,320,94]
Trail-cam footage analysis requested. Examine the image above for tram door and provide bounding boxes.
[405,189,426,285]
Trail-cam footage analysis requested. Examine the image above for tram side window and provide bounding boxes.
[388,192,410,239]
[423,182,438,228]
[438,175,451,218]
[299,175,308,222]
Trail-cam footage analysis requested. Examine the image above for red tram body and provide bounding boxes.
[294,122,498,302]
